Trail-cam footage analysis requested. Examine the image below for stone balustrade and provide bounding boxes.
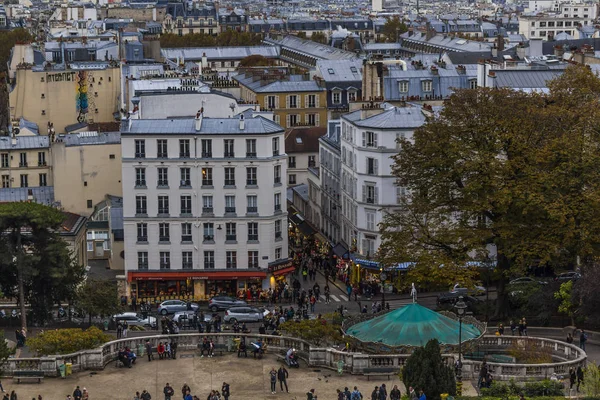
[3,335,586,381]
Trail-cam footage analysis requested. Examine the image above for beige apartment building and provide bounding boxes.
[0,130,52,192]
[52,131,122,216]
[9,63,121,134]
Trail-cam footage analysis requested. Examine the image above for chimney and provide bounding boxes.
[496,34,505,52]
[529,38,543,57]
[554,44,565,59]
[202,52,208,69]
[195,108,203,131]
[239,114,245,130]
[11,135,17,146]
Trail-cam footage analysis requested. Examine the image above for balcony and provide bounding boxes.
[135,210,148,217]
[246,180,257,186]
[19,162,28,167]
[38,162,47,167]
[225,235,236,241]
[157,180,169,188]
[135,153,145,159]
[225,207,236,214]
[137,236,148,243]
[203,235,214,242]
[138,264,149,270]
[275,232,282,239]
[246,152,257,158]
[179,180,191,188]
[179,152,191,158]
[202,180,213,187]
[159,236,170,243]
[248,235,258,242]
[157,153,168,159]
[182,263,193,270]
[157,211,169,217]
[180,210,192,216]
[159,263,171,270]
[135,180,147,188]
[224,152,235,158]
[202,207,213,214]
[274,204,282,212]
[201,152,212,158]
[366,197,375,204]
[224,180,235,187]
[246,206,257,213]
[181,235,192,242]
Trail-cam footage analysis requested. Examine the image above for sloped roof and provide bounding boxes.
[285,127,326,153]
[123,116,283,135]
[345,303,482,347]
[343,106,428,129]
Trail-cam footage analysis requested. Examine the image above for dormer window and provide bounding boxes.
[422,80,433,92]
[398,81,409,93]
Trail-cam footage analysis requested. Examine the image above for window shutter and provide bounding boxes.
[362,185,366,202]
[315,114,320,127]
[275,96,280,109]
[374,159,379,175]
[315,95,319,108]
[361,239,367,256]
[362,132,366,147]
[304,94,309,108]
[286,115,290,128]
[374,187,379,204]
[373,133,378,147]
[264,97,269,110]
[286,95,290,109]
[275,115,280,125]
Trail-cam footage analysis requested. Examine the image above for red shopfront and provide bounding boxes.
[128,270,267,303]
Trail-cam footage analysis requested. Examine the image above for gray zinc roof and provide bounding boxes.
[343,105,427,129]
[493,70,564,89]
[0,186,55,205]
[263,36,357,61]
[62,131,121,146]
[161,46,280,61]
[123,116,283,135]
[0,135,49,150]
[317,59,363,82]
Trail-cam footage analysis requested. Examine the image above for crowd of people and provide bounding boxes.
[131,382,231,400]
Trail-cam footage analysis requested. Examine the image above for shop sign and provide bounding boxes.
[46,71,77,83]
[136,276,163,281]
[268,260,293,273]
[191,276,208,280]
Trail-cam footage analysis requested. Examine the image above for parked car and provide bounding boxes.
[437,292,481,307]
[451,283,486,296]
[157,300,199,315]
[208,296,247,312]
[172,310,212,324]
[555,271,582,282]
[508,277,547,285]
[112,312,157,329]
[223,307,264,323]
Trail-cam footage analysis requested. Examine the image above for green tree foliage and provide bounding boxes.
[278,313,342,346]
[77,280,122,326]
[0,203,86,326]
[27,326,112,356]
[160,31,263,48]
[401,339,455,400]
[0,330,14,375]
[239,54,277,67]
[581,363,600,398]
[380,16,408,43]
[310,32,327,44]
[296,31,307,39]
[379,65,600,316]
[574,264,600,325]
[554,280,576,324]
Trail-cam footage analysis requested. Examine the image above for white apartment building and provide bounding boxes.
[340,105,427,260]
[121,113,289,301]
[319,120,343,246]
[520,2,598,40]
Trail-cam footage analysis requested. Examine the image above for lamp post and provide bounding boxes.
[380,269,387,311]
[455,296,467,385]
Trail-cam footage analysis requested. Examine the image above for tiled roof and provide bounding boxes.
[59,211,87,236]
[285,127,326,154]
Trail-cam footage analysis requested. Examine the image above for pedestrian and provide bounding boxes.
[269,367,277,394]
[390,385,401,400]
[580,329,588,350]
[145,340,153,362]
[73,386,82,400]
[181,383,190,400]
[117,321,123,339]
[278,365,289,393]
[324,285,330,303]
[510,320,516,336]
[82,388,89,400]
[337,389,345,400]
[569,368,576,390]
[9,392,16,400]
[183,390,192,400]
[133,392,141,400]
[141,390,152,400]
[478,361,488,388]
[122,320,128,338]
[343,387,351,400]
[171,341,178,359]
[0,379,4,392]
[379,384,387,400]
[351,386,362,400]
[408,386,418,400]
[418,390,426,400]
[522,318,528,336]
[567,333,574,344]
[221,382,230,400]
[498,324,504,336]
[371,386,380,400]
[306,389,316,400]
[577,366,584,392]
[163,383,174,400]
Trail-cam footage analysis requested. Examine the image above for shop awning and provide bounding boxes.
[273,266,296,276]
[288,212,305,226]
[332,242,350,258]
[351,256,380,270]
[314,232,330,245]
[127,270,267,282]
[297,221,315,236]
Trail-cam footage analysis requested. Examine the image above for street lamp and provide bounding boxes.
[455,296,468,384]
[380,269,387,311]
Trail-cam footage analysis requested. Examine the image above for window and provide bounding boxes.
[226,251,237,269]
[248,251,259,268]
[363,184,378,204]
[246,139,256,158]
[308,155,316,168]
[39,173,47,187]
[289,174,297,185]
[137,223,148,242]
[182,251,193,269]
[267,95,277,109]
[202,168,213,186]
[247,195,257,213]
[201,139,212,158]
[274,193,281,212]
[348,91,357,102]
[248,222,258,241]
[363,131,378,147]
[159,223,170,242]
[180,195,192,215]
[398,81,409,93]
[362,238,375,257]
[179,139,190,158]
[1,153,8,168]
[19,152,27,167]
[203,223,214,241]
[158,195,170,215]
[332,91,341,104]
[138,252,148,270]
[246,167,257,186]
[157,139,168,158]
[366,209,376,231]
[224,139,234,158]
[136,195,147,215]
[275,220,282,239]
[288,95,298,108]
[422,80,432,92]
[1,175,9,188]
[204,251,215,269]
[157,167,168,187]
[288,156,296,168]
[202,195,213,213]
[274,165,281,184]
[469,79,477,89]
[20,174,28,188]
[225,195,236,214]
[87,199,93,209]
[308,113,316,126]
[135,140,145,158]
[159,251,171,269]
[307,94,316,108]
[226,222,237,241]
[272,137,279,156]
[135,167,146,187]
[275,247,282,260]
[396,186,407,203]
[288,114,298,127]
[180,168,191,187]
[38,152,46,166]
[181,223,192,242]
[367,157,378,175]
[224,167,235,186]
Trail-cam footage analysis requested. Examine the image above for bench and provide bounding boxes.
[363,367,398,381]
[13,370,44,384]
[197,343,227,357]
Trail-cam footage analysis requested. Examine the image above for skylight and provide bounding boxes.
[296,137,303,144]
[328,68,335,74]
[350,66,358,73]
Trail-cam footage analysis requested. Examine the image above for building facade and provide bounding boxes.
[319,120,342,245]
[121,114,289,301]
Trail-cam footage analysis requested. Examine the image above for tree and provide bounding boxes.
[379,65,600,317]
[27,326,111,356]
[239,55,277,67]
[582,363,600,398]
[278,313,343,346]
[573,264,600,325]
[0,203,86,327]
[296,31,307,39]
[554,280,576,325]
[381,16,408,43]
[77,279,122,326]
[0,330,13,376]
[310,32,327,44]
[401,339,455,400]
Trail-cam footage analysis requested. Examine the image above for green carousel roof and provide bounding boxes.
[345,303,482,347]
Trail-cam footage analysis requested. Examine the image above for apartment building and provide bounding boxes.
[319,120,343,246]
[121,113,289,301]
[163,2,218,35]
[519,2,598,40]
[340,104,427,260]
[285,127,324,187]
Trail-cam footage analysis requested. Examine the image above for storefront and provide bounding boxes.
[268,258,295,286]
[128,270,267,303]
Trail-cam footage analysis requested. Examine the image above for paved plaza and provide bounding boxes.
[2,351,477,399]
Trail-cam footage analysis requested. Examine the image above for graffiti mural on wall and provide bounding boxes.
[75,71,89,123]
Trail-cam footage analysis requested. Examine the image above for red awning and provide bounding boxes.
[272,266,296,276]
[128,270,267,282]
